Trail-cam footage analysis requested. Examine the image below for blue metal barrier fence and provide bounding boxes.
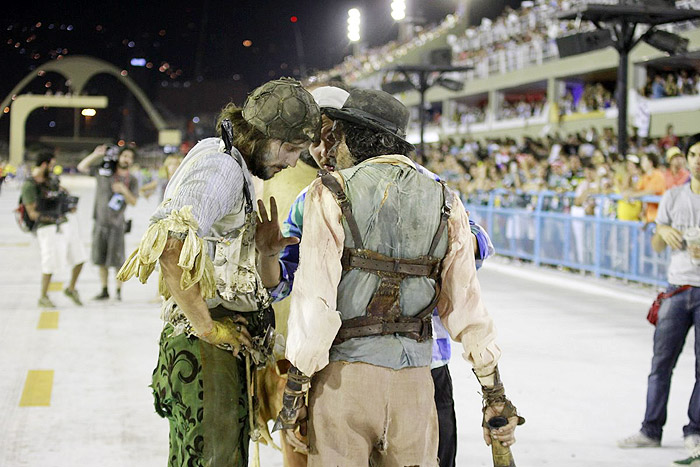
[463,189,669,287]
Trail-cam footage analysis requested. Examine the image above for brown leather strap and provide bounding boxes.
[427,182,452,258]
[342,249,440,279]
[335,320,424,342]
[365,275,402,319]
[334,283,440,344]
[320,173,364,249]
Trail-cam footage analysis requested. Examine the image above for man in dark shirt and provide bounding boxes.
[21,152,86,307]
[78,145,139,300]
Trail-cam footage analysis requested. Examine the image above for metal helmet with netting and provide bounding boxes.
[242,78,320,143]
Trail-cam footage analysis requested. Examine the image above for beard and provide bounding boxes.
[333,142,355,170]
[247,161,277,180]
[246,141,280,180]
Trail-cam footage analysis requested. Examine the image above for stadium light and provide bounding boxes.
[391,0,406,21]
[347,8,361,42]
[643,29,689,55]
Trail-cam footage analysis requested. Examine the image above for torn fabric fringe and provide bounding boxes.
[117,205,216,299]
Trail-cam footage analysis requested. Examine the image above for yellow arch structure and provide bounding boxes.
[2,55,181,165]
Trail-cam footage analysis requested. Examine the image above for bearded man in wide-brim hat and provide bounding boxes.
[271,87,523,466]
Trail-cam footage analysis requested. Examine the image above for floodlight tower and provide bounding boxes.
[348,8,362,56]
[392,0,410,42]
[391,0,406,21]
[558,1,700,157]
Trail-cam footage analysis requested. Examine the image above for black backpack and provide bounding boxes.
[15,179,38,233]
[15,195,36,233]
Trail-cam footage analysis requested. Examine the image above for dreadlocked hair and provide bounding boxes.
[215,103,268,159]
[339,120,413,163]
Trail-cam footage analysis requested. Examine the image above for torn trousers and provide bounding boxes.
[308,361,439,467]
[151,324,249,467]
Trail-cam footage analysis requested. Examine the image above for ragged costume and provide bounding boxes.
[118,78,320,466]
[277,88,523,466]
[120,136,275,465]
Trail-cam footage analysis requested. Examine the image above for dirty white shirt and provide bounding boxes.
[285,155,501,376]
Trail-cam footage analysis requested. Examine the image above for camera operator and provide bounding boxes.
[78,144,139,301]
[22,152,86,308]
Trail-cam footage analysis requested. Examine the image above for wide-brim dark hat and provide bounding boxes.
[324,88,414,149]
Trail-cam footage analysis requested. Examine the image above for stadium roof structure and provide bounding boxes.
[382,63,473,160]
[560,3,700,26]
[558,2,700,156]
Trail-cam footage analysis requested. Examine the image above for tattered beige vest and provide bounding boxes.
[118,140,271,338]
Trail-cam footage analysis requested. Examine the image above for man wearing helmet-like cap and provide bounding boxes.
[118,78,320,466]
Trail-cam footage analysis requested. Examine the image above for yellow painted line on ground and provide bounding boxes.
[19,370,54,407]
[37,311,59,329]
[0,242,31,247]
[47,281,63,292]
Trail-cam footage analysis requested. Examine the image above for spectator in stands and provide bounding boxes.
[571,160,601,262]
[567,154,584,181]
[615,155,643,222]
[665,146,691,189]
[521,160,548,192]
[652,75,667,99]
[547,159,572,192]
[659,124,680,152]
[618,133,700,459]
[665,74,680,98]
[678,70,695,96]
[467,162,496,194]
[626,153,666,223]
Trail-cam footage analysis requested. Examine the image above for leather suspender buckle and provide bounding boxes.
[440,204,451,221]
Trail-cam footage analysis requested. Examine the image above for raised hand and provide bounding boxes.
[255,197,299,259]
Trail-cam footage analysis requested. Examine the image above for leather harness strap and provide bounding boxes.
[341,249,440,279]
[321,171,449,345]
[427,182,452,257]
[334,283,441,344]
[320,173,364,249]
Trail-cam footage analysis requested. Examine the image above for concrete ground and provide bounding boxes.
[0,174,696,467]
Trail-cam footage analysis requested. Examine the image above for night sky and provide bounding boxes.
[1,1,518,144]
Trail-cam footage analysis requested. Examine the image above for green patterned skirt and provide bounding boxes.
[151,324,249,467]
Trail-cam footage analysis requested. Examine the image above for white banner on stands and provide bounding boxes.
[631,90,651,138]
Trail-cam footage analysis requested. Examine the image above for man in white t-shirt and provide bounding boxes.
[618,134,700,467]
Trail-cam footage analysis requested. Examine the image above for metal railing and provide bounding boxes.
[463,189,669,286]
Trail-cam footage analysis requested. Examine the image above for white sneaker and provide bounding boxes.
[617,431,661,448]
[685,434,700,452]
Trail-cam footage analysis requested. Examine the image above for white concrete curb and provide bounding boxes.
[483,258,659,305]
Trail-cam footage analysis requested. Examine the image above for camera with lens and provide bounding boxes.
[98,146,120,177]
[38,180,79,221]
[60,193,79,214]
